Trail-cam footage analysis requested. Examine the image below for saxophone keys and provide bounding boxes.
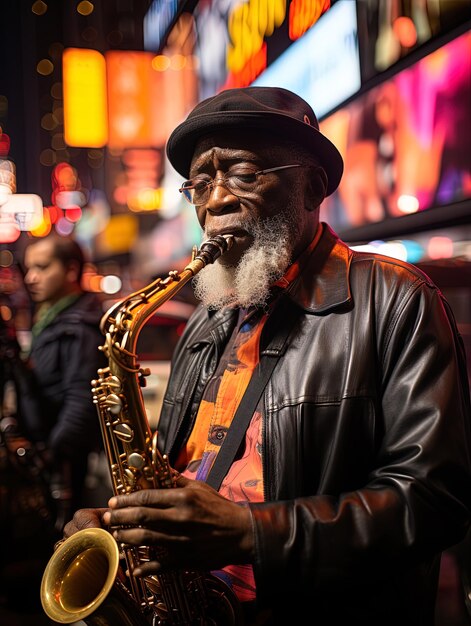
[138,368,150,388]
[124,468,136,488]
[145,575,161,594]
[107,375,122,391]
[113,422,134,441]
[156,603,168,619]
[106,393,123,415]
[128,453,146,470]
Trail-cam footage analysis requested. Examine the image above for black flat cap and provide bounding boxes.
[166,86,343,196]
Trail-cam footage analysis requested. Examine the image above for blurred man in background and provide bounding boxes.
[21,234,107,532]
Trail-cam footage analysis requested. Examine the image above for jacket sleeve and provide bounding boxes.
[250,278,471,599]
[47,323,106,460]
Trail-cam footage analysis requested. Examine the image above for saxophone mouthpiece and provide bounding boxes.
[197,234,235,266]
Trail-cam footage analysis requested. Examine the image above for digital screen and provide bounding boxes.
[357,0,471,80]
[194,0,332,99]
[252,0,360,118]
[144,0,181,51]
[319,30,471,232]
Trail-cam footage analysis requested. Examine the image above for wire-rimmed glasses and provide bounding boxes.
[178,164,306,206]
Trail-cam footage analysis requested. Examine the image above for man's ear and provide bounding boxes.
[66,260,81,284]
[305,167,328,211]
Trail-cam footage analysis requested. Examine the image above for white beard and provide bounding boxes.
[193,213,298,309]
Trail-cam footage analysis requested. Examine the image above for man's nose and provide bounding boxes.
[206,178,239,212]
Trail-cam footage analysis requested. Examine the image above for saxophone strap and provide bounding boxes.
[206,299,297,491]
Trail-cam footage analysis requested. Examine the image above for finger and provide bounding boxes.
[63,507,108,538]
[106,504,176,530]
[113,527,189,547]
[109,489,176,510]
[132,560,162,577]
[62,523,76,540]
[173,474,218,494]
[174,473,190,488]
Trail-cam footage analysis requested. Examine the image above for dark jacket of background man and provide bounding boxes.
[20,235,107,530]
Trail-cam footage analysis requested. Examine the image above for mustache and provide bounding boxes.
[205,216,266,241]
[205,224,251,239]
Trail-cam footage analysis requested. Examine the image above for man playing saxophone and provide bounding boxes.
[63,87,471,625]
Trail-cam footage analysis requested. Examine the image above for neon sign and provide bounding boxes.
[226,0,330,74]
[227,0,287,73]
[289,0,330,40]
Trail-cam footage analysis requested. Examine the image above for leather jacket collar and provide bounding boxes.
[286,223,352,314]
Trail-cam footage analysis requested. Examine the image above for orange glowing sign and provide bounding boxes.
[288,0,330,40]
[62,48,108,147]
[106,51,198,149]
[224,44,267,89]
[62,48,198,152]
[106,51,155,149]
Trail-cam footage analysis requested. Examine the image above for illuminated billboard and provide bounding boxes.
[62,49,108,148]
[62,49,198,150]
[252,0,360,118]
[194,0,331,98]
[319,30,471,233]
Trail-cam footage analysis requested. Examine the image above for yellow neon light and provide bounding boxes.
[63,48,108,148]
[227,0,286,73]
[227,0,330,73]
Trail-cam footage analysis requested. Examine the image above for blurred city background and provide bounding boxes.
[0,0,470,624]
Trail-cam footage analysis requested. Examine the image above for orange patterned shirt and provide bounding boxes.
[176,233,320,603]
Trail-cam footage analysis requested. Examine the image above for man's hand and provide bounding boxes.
[63,507,109,538]
[102,475,254,577]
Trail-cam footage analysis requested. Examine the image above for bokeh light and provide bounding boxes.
[393,17,417,48]
[101,274,122,294]
[55,216,75,235]
[397,194,420,215]
[32,1,47,16]
[77,1,94,16]
[152,55,170,71]
[428,236,453,260]
[0,249,14,267]
[37,59,54,76]
[0,219,20,243]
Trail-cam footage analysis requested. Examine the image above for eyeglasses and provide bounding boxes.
[178,164,306,206]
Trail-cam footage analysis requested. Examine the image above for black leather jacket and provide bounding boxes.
[158,224,471,625]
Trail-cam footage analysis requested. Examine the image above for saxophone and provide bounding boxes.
[40,234,243,626]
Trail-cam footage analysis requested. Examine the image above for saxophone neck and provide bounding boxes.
[100,234,234,342]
